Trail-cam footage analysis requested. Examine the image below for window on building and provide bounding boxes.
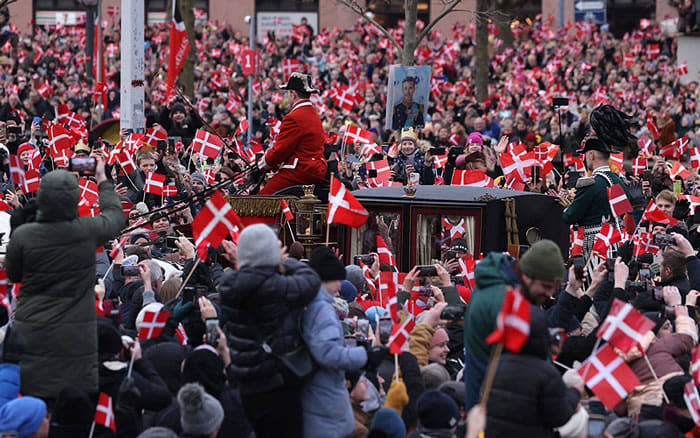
[256,0,319,12]
[35,0,82,10]
[366,0,430,29]
[145,0,209,12]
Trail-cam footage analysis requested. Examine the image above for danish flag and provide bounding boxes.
[94,393,116,432]
[366,159,391,187]
[485,288,531,353]
[499,148,536,183]
[116,149,136,174]
[592,223,622,258]
[678,195,700,215]
[678,61,689,76]
[660,135,689,158]
[144,126,167,148]
[646,113,658,139]
[388,317,415,354]
[192,191,243,259]
[607,184,632,216]
[609,152,624,172]
[281,59,301,81]
[578,344,640,410]
[451,169,494,187]
[458,254,476,290]
[571,228,584,256]
[669,160,691,180]
[632,157,646,176]
[376,235,396,267]
[327,176,368,228]
[379,271,399,322]
[691,148,700,169]
[685,381,700,426]
[176,323,188,345]
[433,153,448,169]
[442,217,465,239]
[191,129,223,159]
[597,298,655,354]
[123,134,144,154]
[138,310,170,339]
[641,199,677,225]
[360,142,381,158]
[359,260,378,296]
[23,170,40,193]
[280,199,294,221]
[48,124,74,156]
[343,124,372,145]
[79,178,99,207]
[144,172,166,196]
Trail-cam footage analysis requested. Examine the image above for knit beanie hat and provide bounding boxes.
[416,390,459,431]
[177,383,224,436]
[17,142,34,157]
[370,407,406,438]
[339,280,358,303]
[467,132,483,145]
[0,396,46,438]
[137,427,179,438]
[604,417,640,438]
[519,239,565,281]
[421,363,450,390]
[345,265,365,292]
[309,246,346,281]
[191,172,207,187]
[237,223,280,268]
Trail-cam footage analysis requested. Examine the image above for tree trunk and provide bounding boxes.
[495,13,514,47]
[178,0,195,99]
[402,0,417,66]
[475,0,489,101]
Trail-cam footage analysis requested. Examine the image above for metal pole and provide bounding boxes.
[557,0,564,28]
[120,0,145,133]
[247,15,254,146]
[86,6,95,79]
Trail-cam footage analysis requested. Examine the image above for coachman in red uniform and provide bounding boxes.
[257,72,327,195]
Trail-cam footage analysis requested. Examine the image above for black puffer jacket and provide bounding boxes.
[485,306,580,438]
[219,258,320,394]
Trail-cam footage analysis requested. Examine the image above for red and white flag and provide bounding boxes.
[607,184,632,217]
[176,323,188,346]
[571,228,584,256]
[163,184,178,198]
[365,159,391,187]
[48,124,74,156]
[359,260,378,296]
[192,191,242,259]
[597,298,655,354]
[592,223,622,258]
[641,199,677,225]
[138,310,169,339]
[166,0,190,99]
[458,254,476,290]
[485,288,531,353]
[79,178,99,207]
[451,169,494,187]
[8,155,23,186]
[660,134,689,158]
[280,199,294,221]
[327,176,368,228]
[94,393,116,432]
[109,236,129,259]
[632,157,646,176]
[376,235,396,267]
[691,148,700,169]
[669,161,691,180]
[678,61,689,76]
[23,170,40,194]
[692,344,700,385]
[685,381,700,426]
[379,271,398,322]
[191,129,223,159]
[646,113,658,139]
[343,124,372,145]
[679,195,700,215]
[144,126,167,148]
[609,152,624,172]
[388,317,415,354]
[144,172,166,196]
[578,344,640,410]
[116,149,137,174]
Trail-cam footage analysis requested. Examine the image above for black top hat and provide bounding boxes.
[280,71,318,94]
[576,135,615,155]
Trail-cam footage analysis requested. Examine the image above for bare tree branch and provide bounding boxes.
[0,0,18,9]
[336,0,402,53]
[417,0,463,44]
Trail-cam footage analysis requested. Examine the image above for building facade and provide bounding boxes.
[12,0,680,38]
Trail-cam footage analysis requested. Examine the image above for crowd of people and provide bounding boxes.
[0,3,698,438]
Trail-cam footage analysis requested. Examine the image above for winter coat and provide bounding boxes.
[464,252,519,363]
[219,258,320,395]
[485,306,580,438]
[6,171,124,400]
[301,288,368,438]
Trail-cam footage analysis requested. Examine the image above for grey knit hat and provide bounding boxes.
[137,427,179,438]
[237,223,280,268]
[191,172,207,187]
[345,264,365,292]
[177,383,224,436]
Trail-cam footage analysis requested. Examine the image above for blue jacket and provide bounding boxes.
[0,364,19,408]
[301,288,367,438]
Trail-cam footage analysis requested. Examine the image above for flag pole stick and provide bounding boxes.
[480,342,504,407]
[88,421,96,438]
[643,354,670,404]
[127,348,136,377]
[101,258,117,282]
[174,257,202,299]
[325,221,330,246]
[394,353,399,382]
[286,220,296,243]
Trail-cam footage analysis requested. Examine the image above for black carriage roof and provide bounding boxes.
[351,186,550,206]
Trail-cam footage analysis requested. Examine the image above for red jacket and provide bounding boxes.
[259,99,326,177]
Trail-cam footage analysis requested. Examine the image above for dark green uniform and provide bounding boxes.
[562,166,631,227]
